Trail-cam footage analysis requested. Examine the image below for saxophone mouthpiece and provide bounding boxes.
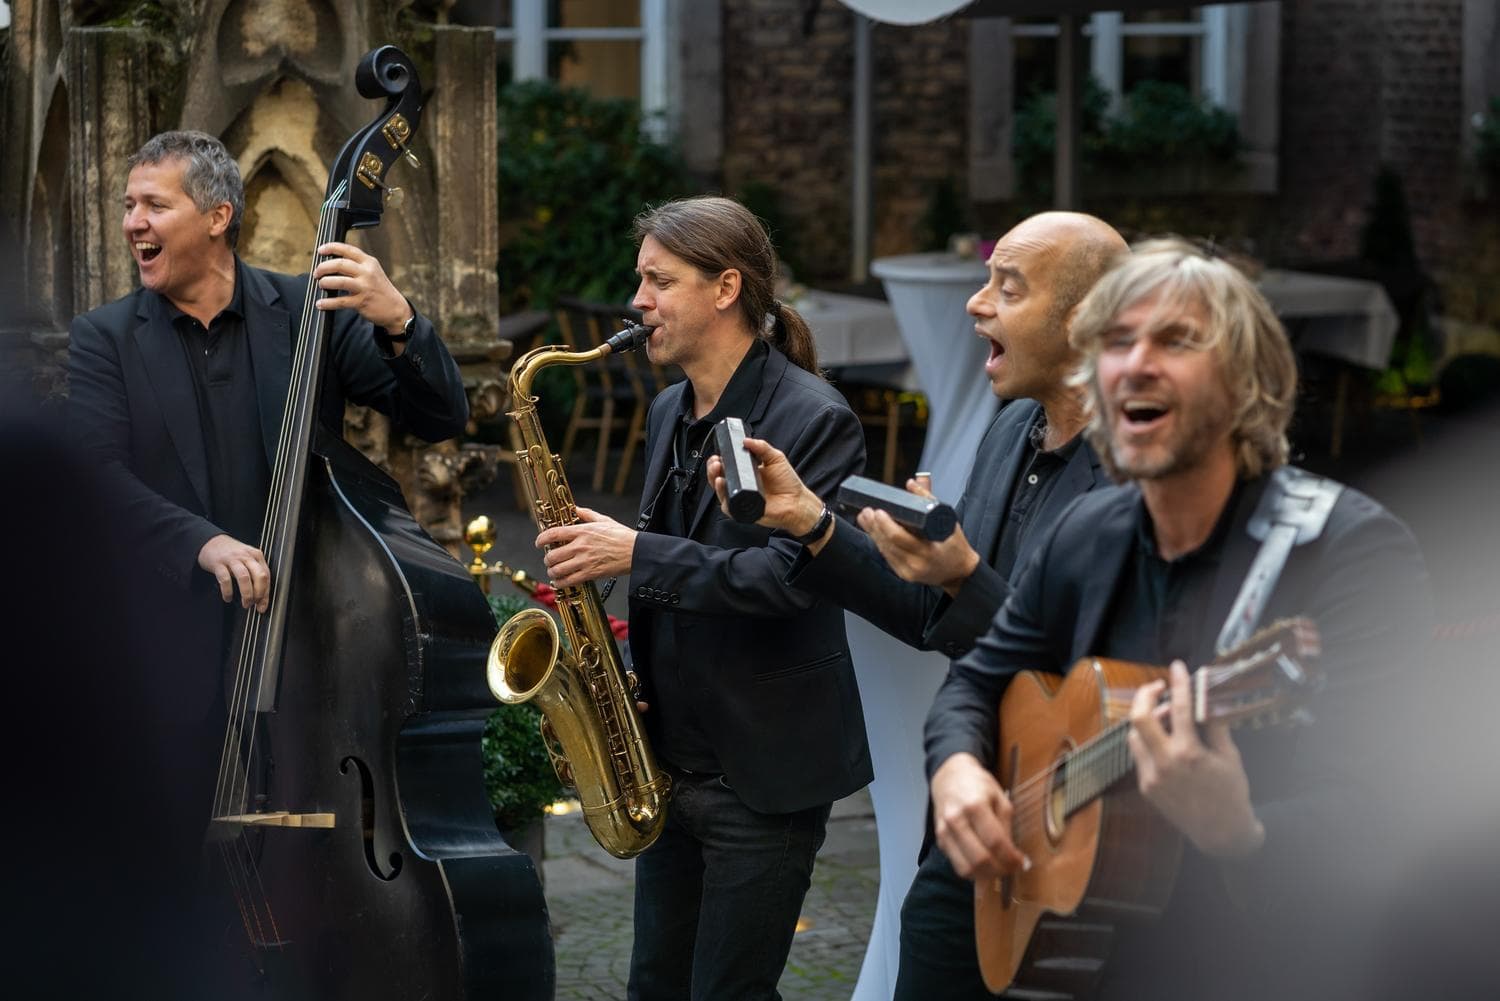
[604,321,653,354]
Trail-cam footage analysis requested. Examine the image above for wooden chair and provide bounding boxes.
[555,298,657,493]
[832,364,927,484]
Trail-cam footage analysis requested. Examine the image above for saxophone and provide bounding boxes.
[487,322,671,859]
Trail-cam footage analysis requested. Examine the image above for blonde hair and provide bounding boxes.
[1069,238,1297,479]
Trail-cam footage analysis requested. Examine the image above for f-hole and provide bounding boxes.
[343,756,402,880]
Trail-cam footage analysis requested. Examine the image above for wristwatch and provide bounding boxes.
[386,312,416,343]
[792,504,834,546]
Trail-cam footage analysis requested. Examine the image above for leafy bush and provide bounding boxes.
[498,81,692,315]
[1012,78,1240,198]
[482,592,566,833]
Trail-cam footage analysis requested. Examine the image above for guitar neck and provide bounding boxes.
[1060,720,1136,818]
[1060,620,1321,818]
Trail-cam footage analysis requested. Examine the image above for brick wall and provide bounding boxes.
[714,1,1495,326]
[720,1,968,279]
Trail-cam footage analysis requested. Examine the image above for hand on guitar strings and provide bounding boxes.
[536,506,638,588]
[930,751,1032,881]
[1128,660,1267,859]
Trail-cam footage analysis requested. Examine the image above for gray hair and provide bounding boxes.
[1069,238,1297,480]
[128,130,245,249]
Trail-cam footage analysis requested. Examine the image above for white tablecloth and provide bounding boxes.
[870,254,996,498]
[1257,269,1399,370]
[797,289,908,369]
[846,252,996,1001]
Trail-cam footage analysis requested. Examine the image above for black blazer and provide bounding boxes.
[789,398,1112,662]
[67,262,469,715]
[927,475,1432,918]
[627,345,873,815]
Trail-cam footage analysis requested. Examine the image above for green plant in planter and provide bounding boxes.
[496,80,692,435]
[497,80,692,316]
[482,593,566,834]
[1011,78,1240,200]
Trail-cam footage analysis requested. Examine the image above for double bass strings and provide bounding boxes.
[210,183,348,951]
[215,180,346,820]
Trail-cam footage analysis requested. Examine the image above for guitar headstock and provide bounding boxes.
[1196,617,1322,730]
[323,46,423,236]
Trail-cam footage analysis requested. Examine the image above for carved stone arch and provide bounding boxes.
[221,76,330,275]
[28,82,73,326]
[179,0,356,140]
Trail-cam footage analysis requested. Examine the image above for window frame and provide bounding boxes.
[494,0,671,138]
[970,2,1278,201]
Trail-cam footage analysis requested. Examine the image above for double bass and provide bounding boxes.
[206,46,553,998]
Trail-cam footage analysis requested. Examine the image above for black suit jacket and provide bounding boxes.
[789,398,1112,662]
[926,474,1432,999]
[627,345,873,815]
[67,261,468,716]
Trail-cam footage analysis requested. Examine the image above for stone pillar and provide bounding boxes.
[430,24,498,349]
[67,27,154,314]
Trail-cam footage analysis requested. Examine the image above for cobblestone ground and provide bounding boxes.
[543,790,880,1000]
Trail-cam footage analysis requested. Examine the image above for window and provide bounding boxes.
[1010,6,1245,116]
[970,3,1279,200]
[495,0,670,137]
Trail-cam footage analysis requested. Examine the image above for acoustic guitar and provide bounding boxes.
[975,618,1322,998]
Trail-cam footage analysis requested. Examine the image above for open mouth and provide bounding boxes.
[134,241,162,263]
[981,331,1005,370]
[1121,400,1169,428]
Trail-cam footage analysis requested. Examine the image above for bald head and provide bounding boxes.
[1002,212,1128,326]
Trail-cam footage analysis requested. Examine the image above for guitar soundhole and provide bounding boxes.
[1044,745,1073,845]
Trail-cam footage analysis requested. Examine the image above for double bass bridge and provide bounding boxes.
[210,811,337,831]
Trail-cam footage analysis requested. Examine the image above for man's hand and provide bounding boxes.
[536,506,637,588]
[197,534,271,612]
[930,752,1030,882]
[1127,661,1266,858]
[706,436,831,550]
[856,474,979,596]
[313,241,413,350]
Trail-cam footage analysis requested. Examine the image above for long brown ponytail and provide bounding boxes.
[633,196,822,376]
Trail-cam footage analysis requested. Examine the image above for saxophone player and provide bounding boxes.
[536,196,871,1001]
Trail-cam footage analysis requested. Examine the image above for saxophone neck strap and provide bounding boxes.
[1215,467,1344,655]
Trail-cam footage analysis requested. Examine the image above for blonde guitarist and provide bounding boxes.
[911,240,1432,1001]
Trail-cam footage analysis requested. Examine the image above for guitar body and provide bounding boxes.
[975,659,1183,998]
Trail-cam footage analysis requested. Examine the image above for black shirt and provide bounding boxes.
[167,259,270,549]
[991,414,1084,582]
[645,338,768,773]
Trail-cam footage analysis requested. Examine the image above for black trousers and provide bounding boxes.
[627,770,831,1001]
[894,844,1004,1001]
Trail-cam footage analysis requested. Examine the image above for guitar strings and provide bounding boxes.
[1000,649,1296,849]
